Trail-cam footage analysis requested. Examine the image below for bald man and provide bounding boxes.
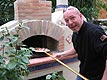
[54,6,107,80]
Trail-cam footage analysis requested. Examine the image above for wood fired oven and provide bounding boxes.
[16,20,64,58]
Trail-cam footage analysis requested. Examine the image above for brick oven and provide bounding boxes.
[14,0,65,57]
[17,20,64,58]
[6,19,78,80]
[13,0,73,53]
[11,0,79,80]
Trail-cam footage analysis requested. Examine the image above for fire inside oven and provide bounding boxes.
[22,35,59,58]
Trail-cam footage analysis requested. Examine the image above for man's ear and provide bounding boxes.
[80,13,83,18]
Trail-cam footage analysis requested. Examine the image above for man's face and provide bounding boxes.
[64,10,83,32]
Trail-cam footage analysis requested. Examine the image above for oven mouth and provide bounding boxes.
[22,35,59,58]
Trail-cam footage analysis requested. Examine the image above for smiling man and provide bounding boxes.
[64,6,83,32]
[54,6,107,80]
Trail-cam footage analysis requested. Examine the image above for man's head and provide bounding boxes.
[63,6,84,32]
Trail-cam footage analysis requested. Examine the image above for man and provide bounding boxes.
[54,6,107,80]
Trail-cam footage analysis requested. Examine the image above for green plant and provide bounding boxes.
[46,72,65,80]
[0,22,33,80]
[1,0,107,25]
[69,0,107,21]
[48,0,107,21]
[0,0,16,25]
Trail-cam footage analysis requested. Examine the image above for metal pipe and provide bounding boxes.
[44,51,89,80]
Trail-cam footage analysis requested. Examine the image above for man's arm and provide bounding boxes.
[53,47,77,58]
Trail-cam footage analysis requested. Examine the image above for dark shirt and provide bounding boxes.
[72,21,107,80]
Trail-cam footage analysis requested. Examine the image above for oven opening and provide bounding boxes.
[22,35,59,58]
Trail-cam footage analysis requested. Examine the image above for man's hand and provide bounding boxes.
[53,52,65,58]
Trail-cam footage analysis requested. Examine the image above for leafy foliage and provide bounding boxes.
[0,0,107,25]
[68,0,107,21]
[48,0,107,21]
[0,0,15,26]
[46,72,65,80]
[0,23,33,80]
